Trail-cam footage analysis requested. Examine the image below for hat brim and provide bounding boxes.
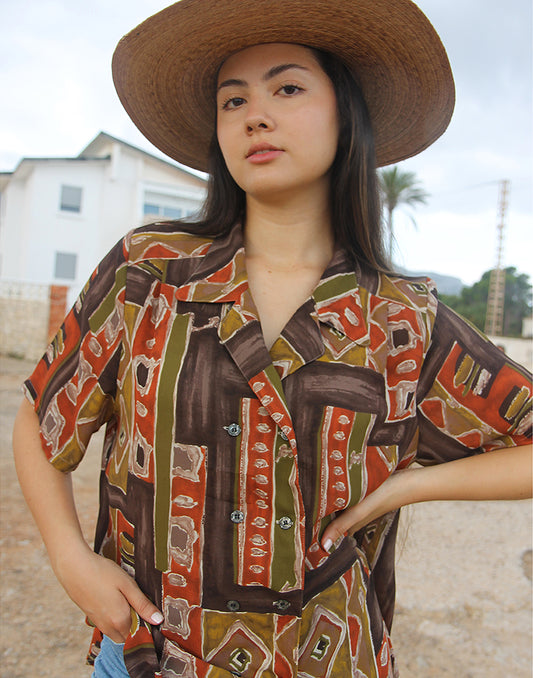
[112,0,455,172]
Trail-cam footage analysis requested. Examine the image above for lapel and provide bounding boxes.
[173,225,287,425]
[269,249,371,379]
[312,249,370,346]
[172,226,371,440]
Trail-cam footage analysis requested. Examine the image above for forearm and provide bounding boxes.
[12,398,91,571]
[322,444,532,548]
[398,444,532,506]
[12,397,163,638]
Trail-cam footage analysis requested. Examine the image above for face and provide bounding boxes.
[216,43,339,201]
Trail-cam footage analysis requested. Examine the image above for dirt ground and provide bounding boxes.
[1,353,531,677]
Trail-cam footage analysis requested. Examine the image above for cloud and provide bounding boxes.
[1,0,531,284]
[393,207,533,285]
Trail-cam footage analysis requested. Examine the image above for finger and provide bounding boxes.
[321,506,361,552]
[106,627,128,644]
[83,598,130,641]
[92,588,132,640]
[121,578,164,627]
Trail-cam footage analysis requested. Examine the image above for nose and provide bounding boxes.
[246,117,270,133]
[244,95,274,134]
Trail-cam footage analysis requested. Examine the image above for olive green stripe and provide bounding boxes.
[88,264,127,333]
[463,362,481,398]
[507,395,532,433]
[232,410,243,581]
[272,443,297,591]
[154,314,191,571]
[263,363,288,408]
[312,408,327,526]
[347,412,373,505]
[313,273,358,304]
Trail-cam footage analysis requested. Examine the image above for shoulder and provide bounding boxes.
[359,266,438,317]
[124,221,216,265]
[379,271,437,307]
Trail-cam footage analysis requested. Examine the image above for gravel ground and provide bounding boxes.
[1,354,531,677]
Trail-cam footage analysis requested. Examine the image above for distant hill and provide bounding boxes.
[395,267,464,296]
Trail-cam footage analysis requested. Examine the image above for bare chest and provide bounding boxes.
[246,264,324,350]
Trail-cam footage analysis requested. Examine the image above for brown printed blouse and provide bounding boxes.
[24,222,532,678]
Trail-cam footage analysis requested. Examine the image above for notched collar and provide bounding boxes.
[312,250,370,347]
[173,224,249,304]
[172,226,371,377]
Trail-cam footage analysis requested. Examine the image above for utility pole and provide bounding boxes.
[484,179,510,336]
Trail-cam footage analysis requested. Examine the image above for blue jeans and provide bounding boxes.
[92,635,130,678]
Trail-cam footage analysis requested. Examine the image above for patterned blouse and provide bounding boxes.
[25,222,532,678]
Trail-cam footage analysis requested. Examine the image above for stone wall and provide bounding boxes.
[0,281,68,362]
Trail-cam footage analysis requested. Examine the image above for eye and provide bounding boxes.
[277,84,304,96]
[220,96,246,111]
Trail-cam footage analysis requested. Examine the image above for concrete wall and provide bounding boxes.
[487,335,533,373]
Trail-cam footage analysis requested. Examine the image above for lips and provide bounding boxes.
[246,143,282,158]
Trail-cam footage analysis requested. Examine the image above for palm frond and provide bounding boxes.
[378,165,429,260]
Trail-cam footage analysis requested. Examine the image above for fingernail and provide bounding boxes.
[323,539,332,553]
[150,612,164,625]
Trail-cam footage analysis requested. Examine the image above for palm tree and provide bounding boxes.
[379,166,429,262]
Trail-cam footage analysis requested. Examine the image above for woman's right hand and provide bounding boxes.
[54,542,164,642]
[12,399,164,643]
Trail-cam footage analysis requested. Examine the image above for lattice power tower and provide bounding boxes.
[484,179,510,336]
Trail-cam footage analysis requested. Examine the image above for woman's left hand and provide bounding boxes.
[320,444,533,552]
[320,470,409,552]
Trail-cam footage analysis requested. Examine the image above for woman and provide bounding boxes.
[13,1,532,677]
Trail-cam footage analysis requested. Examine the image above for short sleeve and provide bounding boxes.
[23,236,129,472]
[416,301,532,465]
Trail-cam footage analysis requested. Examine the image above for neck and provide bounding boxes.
[244,189,335,269]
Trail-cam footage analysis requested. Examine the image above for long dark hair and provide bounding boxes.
[183,48,390,272]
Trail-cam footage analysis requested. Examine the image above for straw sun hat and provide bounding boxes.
[112,0,455,172]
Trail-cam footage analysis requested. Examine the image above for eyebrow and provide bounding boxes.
[217,63,310,92]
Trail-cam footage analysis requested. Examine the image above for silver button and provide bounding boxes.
[279,430,288,441]
[224,423,241,437]
[226,600,240,612]
[273,599,290,612]
[230,510,245,524]
[277,516,293,530]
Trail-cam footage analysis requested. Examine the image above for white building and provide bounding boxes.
[0,132,207,303]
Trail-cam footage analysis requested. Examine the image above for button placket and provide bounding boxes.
[243,372,305,589]
[250,375,297,452]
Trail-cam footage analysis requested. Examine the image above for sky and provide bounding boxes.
[1,0,531,287]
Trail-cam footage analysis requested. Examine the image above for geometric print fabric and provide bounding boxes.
[25,222,532,677]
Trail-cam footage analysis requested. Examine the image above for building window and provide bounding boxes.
[54,252,77,280]
[60,185,83,213]
[143,203,188,220]
[143,189,201,223]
